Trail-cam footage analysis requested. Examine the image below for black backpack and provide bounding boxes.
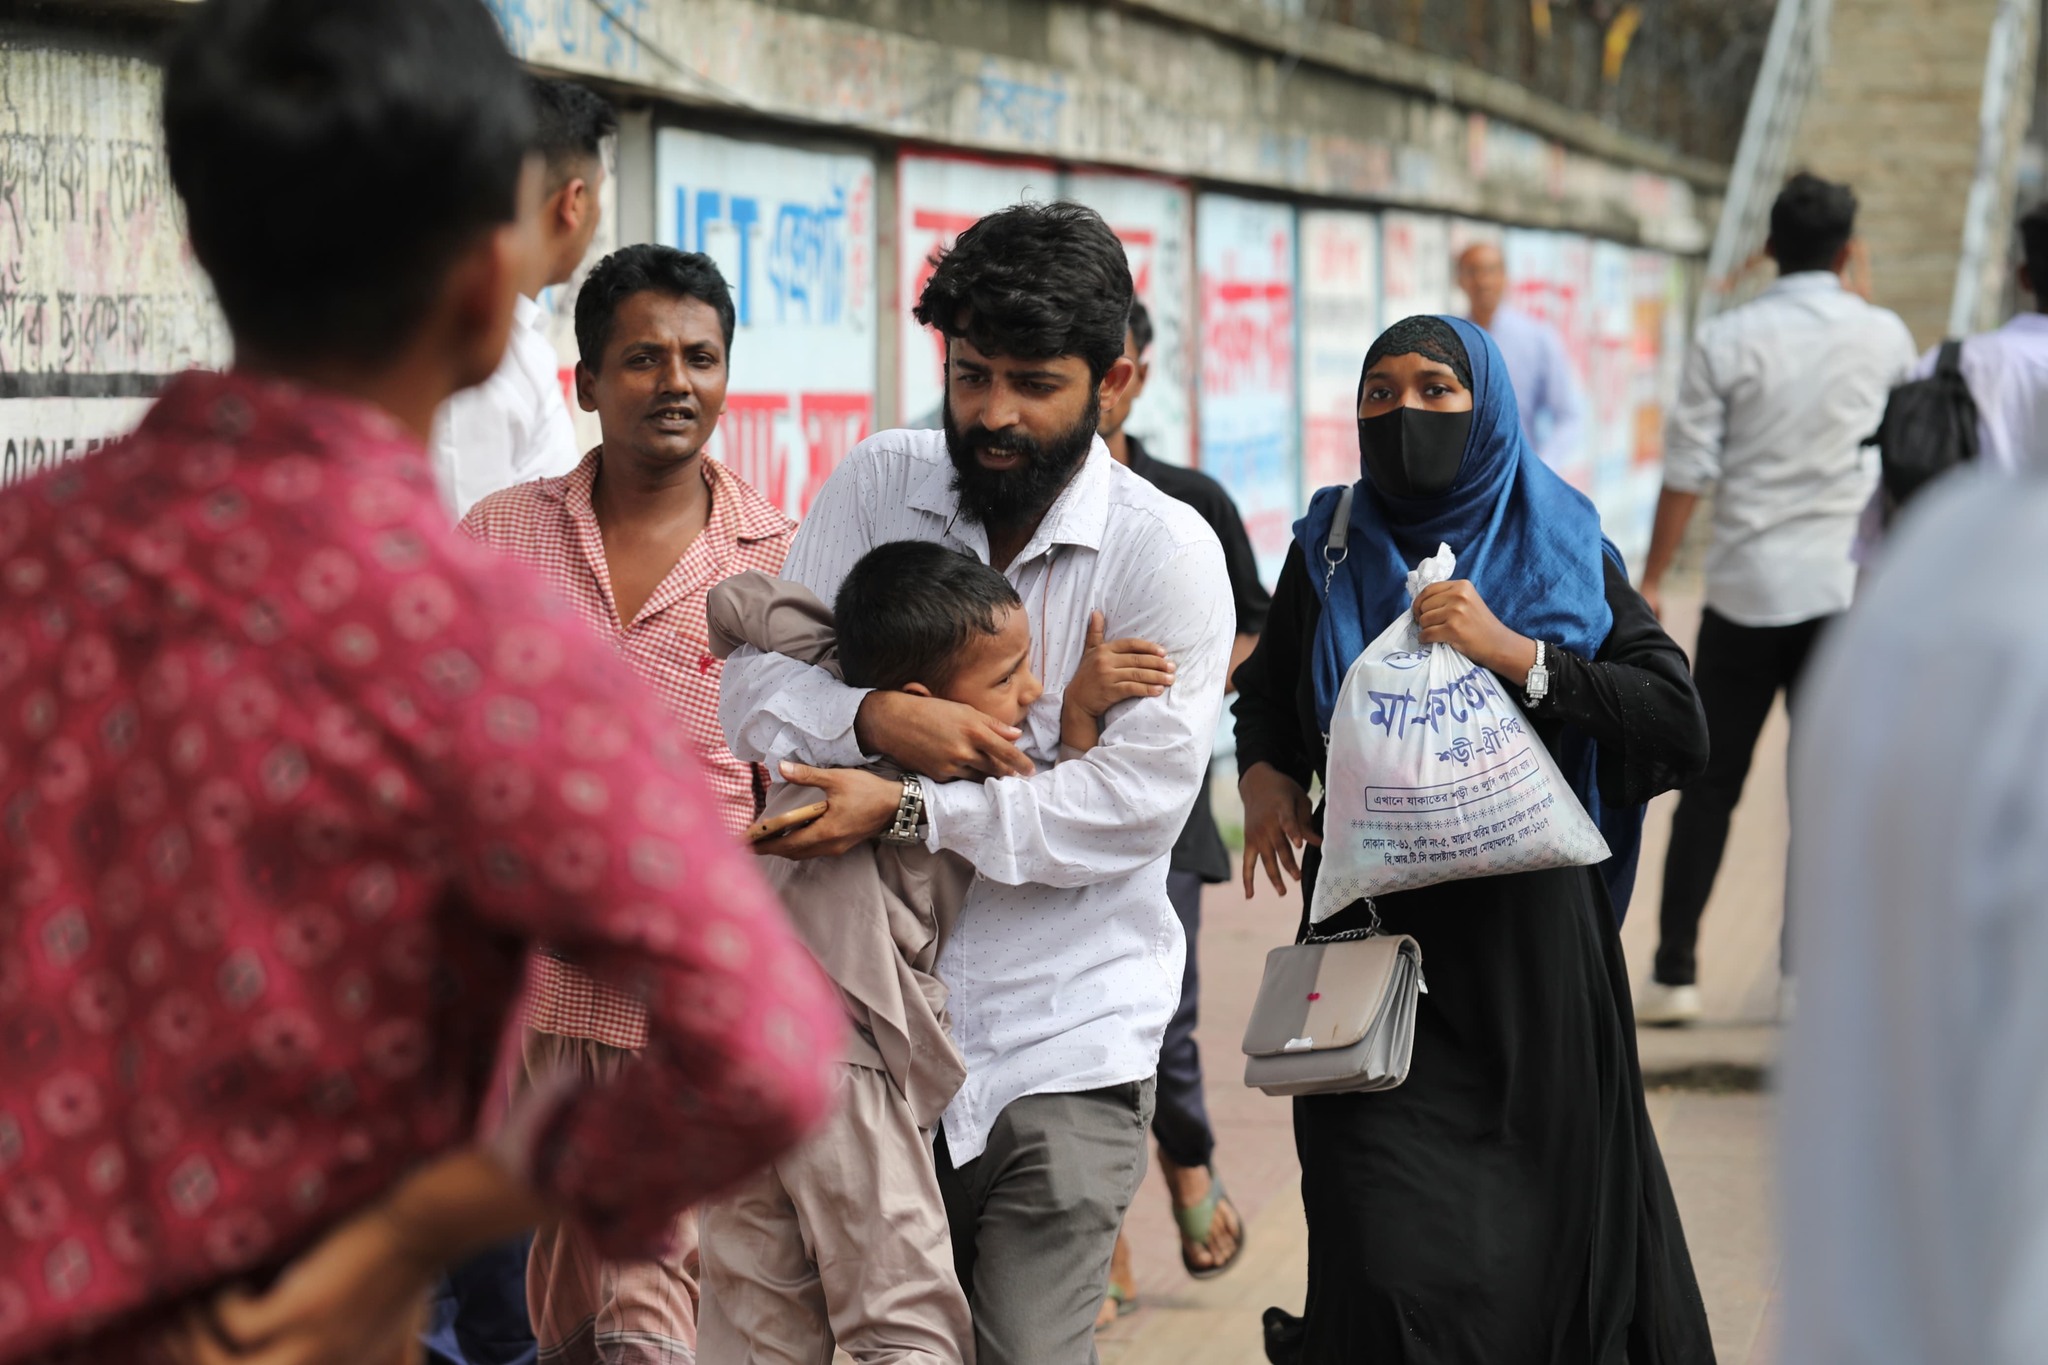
[1867,339,1979,517]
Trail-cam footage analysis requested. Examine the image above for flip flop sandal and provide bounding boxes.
[1173,1169,1247,1281]
[1094,1281,1139,1332]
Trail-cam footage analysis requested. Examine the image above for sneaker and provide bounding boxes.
[1636,980,1702,1027]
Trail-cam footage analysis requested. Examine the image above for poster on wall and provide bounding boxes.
[1061,171,1195,468]
[896,153,1060,431]
[659,129,879,517]
[0,47,229,487]
[1586,240,1637,505]
[1380,212,1454,324]
[1593,249,1689,569]
[1197,193,1298,584]
[1503,229,1594,489]
[1506,229,1593,387]
[1298,209,1380,494]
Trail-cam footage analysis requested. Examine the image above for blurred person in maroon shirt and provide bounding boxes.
[0,2,841,1363]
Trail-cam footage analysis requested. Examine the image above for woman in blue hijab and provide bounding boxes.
[1232,316,1715,1364]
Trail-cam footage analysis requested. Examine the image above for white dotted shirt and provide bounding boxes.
[719,428,1233,1161]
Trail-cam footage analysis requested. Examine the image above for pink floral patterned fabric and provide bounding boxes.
[0,371,842,1363]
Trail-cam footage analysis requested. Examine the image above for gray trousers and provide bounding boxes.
[934,1081,1156,1365]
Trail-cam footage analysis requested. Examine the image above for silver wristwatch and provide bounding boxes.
[879,773,927,845]
[1523,639,1551,707]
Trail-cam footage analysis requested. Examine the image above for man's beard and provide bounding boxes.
[943,391,1100,533]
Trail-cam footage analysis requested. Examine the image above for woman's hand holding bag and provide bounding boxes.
[1309,543,1610,923]
[1412,580,1538,680]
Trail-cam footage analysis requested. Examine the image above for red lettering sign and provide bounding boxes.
[1200,277,1293,396]
[798,393,871,515]
[716,393,791,504]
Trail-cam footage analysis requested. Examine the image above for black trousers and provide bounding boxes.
[1653,607,1830,987]
[1153,869,1216,1170]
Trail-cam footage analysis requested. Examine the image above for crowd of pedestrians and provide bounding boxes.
[6,2,2048,1364]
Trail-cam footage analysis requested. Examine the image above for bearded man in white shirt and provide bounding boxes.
[430,75,614,517]
[1636,172,1917,1025]
[720,202,1232,1365]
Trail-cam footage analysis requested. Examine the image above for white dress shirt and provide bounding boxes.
[1783,466,2048,1365]
[719,428,1233,1162]
[1663,271,1916,626]
[430,293,582,517]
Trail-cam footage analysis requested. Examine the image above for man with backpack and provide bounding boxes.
[1635,173,1916,1027]
[1860,200,2048,545]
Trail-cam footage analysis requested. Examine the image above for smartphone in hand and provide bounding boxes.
[746,800,830,844]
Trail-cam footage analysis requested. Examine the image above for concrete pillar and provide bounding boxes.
[1792,0,2020,345]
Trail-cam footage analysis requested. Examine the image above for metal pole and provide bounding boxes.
[1948,0,2038,337]
[1700,0,1809,323]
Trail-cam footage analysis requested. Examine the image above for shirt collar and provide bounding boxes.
[514,293,545,333]
[703,455,797,544]
[142,369,419,471]
[1763,270,1846,298]
[551,447,792,547]
[907,433,1115,563]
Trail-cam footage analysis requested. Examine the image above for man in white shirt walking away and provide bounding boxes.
[1635,172,1916,1025]
[431,75,614,516]
[1457,240,1588,471]
[720,201,1233,1365]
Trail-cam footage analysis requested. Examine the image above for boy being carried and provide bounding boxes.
[698,540,1171,1364]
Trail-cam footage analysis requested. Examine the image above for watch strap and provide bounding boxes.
[880,774,925,845]
[1523,639,1551,706]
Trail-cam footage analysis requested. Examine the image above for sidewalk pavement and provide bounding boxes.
[1100,586,1785,1364]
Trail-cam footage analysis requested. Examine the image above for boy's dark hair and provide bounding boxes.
[1769,172,1858,274]
[835,542,1024,692]
[575,244,737,368]
[163,0,533,366]
[2019,201,2048,290]
[913,201,1134,385]
[1127,297,1154,357]
[528,74,616,187]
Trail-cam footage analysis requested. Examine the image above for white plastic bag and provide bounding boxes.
[1310,543,1610,922]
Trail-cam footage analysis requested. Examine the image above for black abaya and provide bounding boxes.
[1233,543,1715,1365]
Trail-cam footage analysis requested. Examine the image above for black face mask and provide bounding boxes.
[1357,407,1473,499]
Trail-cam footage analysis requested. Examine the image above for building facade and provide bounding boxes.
[0,0,1745,565]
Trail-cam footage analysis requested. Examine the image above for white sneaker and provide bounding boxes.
[1778,976,1797,1022]
[1636,981,1702,1027]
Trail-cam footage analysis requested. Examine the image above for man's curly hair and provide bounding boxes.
[913,201,1134,385]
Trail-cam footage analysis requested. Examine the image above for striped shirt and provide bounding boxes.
[462,449,793,1047]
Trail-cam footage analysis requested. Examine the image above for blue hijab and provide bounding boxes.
[1292,315,1645,918]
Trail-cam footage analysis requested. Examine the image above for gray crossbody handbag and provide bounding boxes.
[1240,489,1424,1098]
[1241,912,1424,1096]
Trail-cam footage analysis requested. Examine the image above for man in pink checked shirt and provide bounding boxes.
[462,243,794,1365]
[0,4,839,1363]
